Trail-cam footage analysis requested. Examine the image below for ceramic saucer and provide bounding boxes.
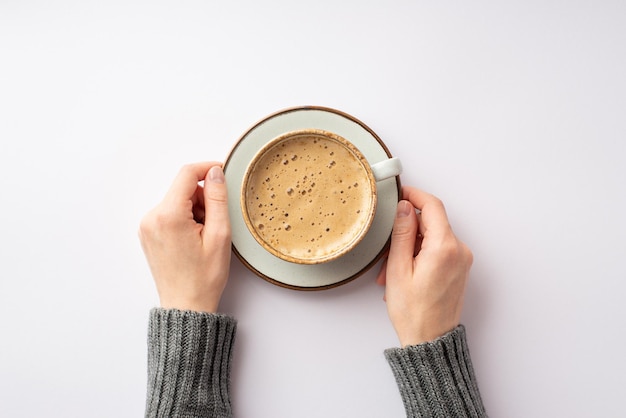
[223,106,401,290]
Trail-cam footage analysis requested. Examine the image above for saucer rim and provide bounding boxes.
[223,105,401,291]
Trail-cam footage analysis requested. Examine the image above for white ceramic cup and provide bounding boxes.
[241,129,402,264]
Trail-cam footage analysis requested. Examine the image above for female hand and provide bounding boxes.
[376,186,473,347]
[138,162,231,313]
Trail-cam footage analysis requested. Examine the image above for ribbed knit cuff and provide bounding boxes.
[384,325,486,418]
[145,308,237,418]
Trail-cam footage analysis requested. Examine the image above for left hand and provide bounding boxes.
[138,162,232,313]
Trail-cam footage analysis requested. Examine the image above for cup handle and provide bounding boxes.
[370,157,402,182]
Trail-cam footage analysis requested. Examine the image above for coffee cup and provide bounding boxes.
[241,128,402,264]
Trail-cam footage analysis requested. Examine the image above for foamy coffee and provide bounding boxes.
[242,129,377,264]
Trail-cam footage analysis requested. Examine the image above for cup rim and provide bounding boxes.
[240,128,378,265]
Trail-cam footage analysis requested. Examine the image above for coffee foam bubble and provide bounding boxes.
[245,134,374,262]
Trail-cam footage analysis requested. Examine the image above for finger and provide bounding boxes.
[416,211,425,237]
[191,184,205,223]
[191,183,204,207]
[164,162,220,203]
[375,259,388,286]
[387,200,418,281]
[402,186,451,238]
[202,165,231,244]
[415,212,424,255]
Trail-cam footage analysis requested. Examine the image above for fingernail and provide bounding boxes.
[209,166,225,184]
[397,200,412,218]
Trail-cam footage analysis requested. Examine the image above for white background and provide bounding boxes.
[1,1,625,417]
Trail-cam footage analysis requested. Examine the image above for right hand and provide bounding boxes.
[376,186,473,347]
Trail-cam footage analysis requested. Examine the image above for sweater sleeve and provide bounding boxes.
[145,308,237,418]
[384,325,487,418]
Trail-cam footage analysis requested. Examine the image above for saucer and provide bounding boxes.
[223,106,401,290]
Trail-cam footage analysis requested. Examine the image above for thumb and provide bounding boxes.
[202,165,231,243]
[387,200,418,281]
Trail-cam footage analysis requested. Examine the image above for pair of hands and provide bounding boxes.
[139,162,473,346]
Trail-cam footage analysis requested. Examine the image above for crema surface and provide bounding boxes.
[244,133,376,263]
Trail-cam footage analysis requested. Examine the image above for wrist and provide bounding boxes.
[397,324,458,347]
[159,295,220,314]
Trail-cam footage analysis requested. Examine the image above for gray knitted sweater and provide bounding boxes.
[146,308,486,417]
